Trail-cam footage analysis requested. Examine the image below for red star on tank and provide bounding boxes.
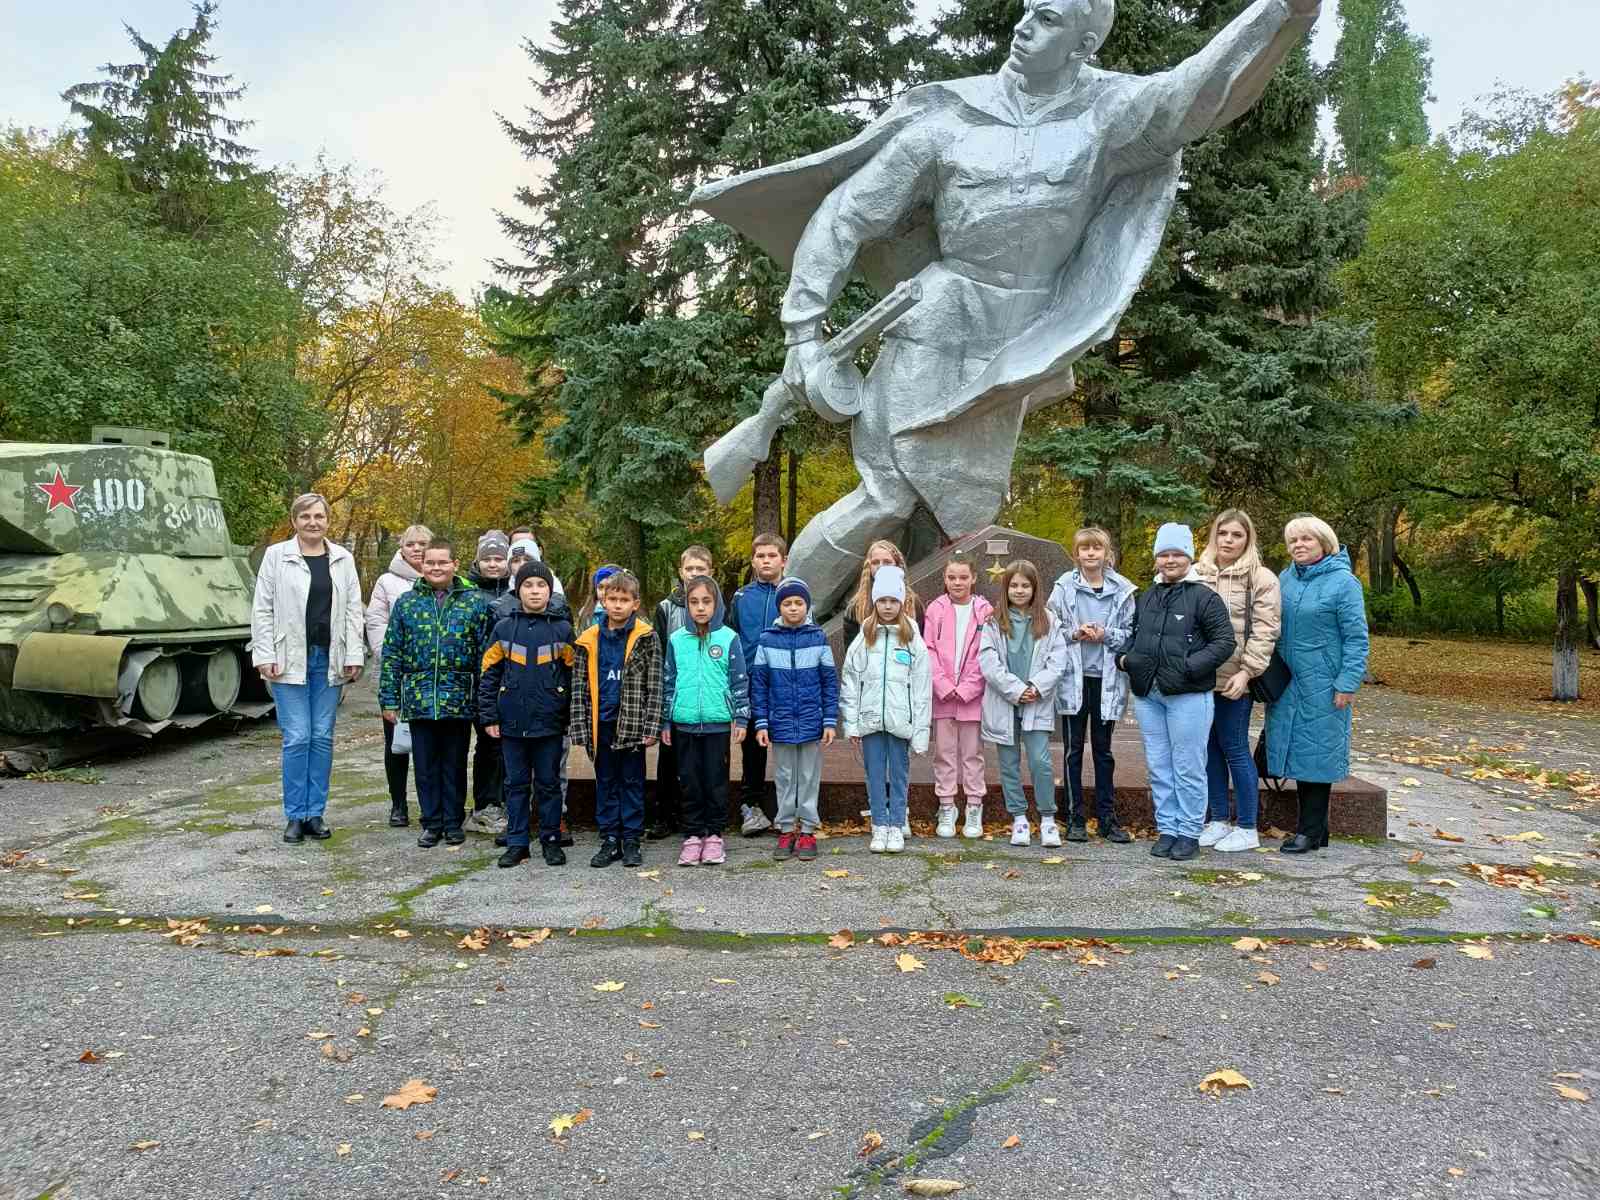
[34,468,82,512]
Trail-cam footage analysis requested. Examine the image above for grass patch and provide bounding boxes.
[73,815,158,852]
[1360,881,1451,919]
[1218,910,1257,926]
[1184,868,1271,887]
[380,852,498,920]
[24,767,103,784]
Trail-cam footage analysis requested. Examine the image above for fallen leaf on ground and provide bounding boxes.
[1197,1069,1254,1095]
[1001,1134,1021,1149]
[1433,829,1465,843]
[254,905,273,914]
[1447,1167,1466,1177]
[457,929,489,952]
[1401,777,1422,787]
[1404,851,1425,864]
[130,1141,159,1152]
[1506,831,1544,842]
[903,1181,965,1197]
[549,1108,594,1136]
[639,1020,661,1029]
[1364,896,1394,908]
[1424,878,1460,888]
[77,1050,101,1064]
[828,930,855,949]
[807,1130,830,1140]
[1550,1084,1590,1102]
[1257,972,1281,986]
[1458,944,1495,960]
[380,1080,438,1110]
[859,1130,884,1156]
[637,869,661,880]
[1310,961,1329,971]
[1002,869,1022,880]
[414,1130,435,1141]
[1357,937,1384,951]
[1041,856,1065,865]
[336,1143,351,1157]
[320,1042,352,1063]
[710,978,737,985]
[1322,1087,1344,1095]
[824,869,850,879]
[1231,937,1266,952]
[895,953,926,973]
[1411,958,1437,970]
[687,1130,705,1142]
[1432,1022,1457,1031]
[390,929,411,939]
[592,981,626,992]
[306,1031,333,1040]
[944,992,983,1009]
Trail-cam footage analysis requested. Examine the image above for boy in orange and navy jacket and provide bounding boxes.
[568,568,662,868]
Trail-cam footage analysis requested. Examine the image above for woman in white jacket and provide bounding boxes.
[839,565,931,854]
[250,494,364,844]
[979,561,1070,849]
[364,524,432,828]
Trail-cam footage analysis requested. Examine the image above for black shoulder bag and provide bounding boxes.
[1242,570,1292,705]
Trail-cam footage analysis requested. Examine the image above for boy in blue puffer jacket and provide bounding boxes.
[660,576,749,868]
[749,577,839,862]
[478,561,575,868]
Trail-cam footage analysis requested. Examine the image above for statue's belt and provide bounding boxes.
[942,257,1057,290]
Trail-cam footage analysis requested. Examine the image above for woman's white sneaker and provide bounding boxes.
[936,807,958,838]
[1010,816,1031,847]
[1215,826,1260,852]
[1198,820,1234,848]
[962,804,984,838]
[886,826,905,853]
[869,826,889,853]
[1039,817,1063,848]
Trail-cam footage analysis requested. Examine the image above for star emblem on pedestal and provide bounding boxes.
[986,559,1006,582]
[35,467,82,512]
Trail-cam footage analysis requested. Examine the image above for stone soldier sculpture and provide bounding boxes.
[693,0,1321,614]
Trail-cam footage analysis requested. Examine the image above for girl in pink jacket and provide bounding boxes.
[922,553,994,838]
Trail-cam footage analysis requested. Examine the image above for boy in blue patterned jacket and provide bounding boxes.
[749,577,838,863]
[380,539,495,848]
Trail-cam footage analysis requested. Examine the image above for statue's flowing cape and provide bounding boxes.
[690,74,1182,430]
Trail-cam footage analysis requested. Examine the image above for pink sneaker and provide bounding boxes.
[677,836,703,867]
[699,834,726,865]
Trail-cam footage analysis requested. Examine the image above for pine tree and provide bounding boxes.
[925,0,1372,549]
[62,0,261,236]
[484,0,918,592]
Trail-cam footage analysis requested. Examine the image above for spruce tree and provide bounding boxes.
[925,0,1372,548]
[485,0,918,591]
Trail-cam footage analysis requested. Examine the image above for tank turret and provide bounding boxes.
[0,430,270,735]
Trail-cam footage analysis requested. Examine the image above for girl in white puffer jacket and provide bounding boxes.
[840,566,932,854]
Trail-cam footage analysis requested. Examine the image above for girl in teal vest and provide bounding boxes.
[660,577,750,866]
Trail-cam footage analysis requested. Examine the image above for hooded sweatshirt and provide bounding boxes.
[660,580,751,733]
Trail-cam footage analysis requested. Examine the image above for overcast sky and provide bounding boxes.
[3,1,1594,299]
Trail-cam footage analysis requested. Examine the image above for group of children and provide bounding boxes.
[374,523,1152,872]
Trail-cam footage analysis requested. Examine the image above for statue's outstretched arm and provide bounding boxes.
[780,125,937,345]
[1123,0,1319,166]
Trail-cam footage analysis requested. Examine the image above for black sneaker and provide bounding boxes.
[1065,820,1089,843]
[497,846,531,868]
[283,819,305,844]
[418,829,442,848]
[1102,823,1133,845]
[304,816,331,840]
[542,842,567,867]
[444,829,466,846]
[1168,835,1199,861]
[388,803,409,828]
[590,837,623,868]
[645,823,675,842]
[494,834,508,848]
[1149,833,1176,858]
[621,838,644,868]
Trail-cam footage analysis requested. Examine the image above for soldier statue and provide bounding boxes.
[694,0,1321,613]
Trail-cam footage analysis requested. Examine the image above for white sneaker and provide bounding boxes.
[886,826,905,853]
[869,826,889,853]
[1010,816,1031,847]
[962,804,983,839]
[1040,817,1062,848]
[936,807,958,838]
[740,805,772,836]
[1198,820,1234,848]
[1214,826,1261,852]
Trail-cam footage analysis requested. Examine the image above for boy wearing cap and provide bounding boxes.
[499,537,566,619]
[465,530,513,832]
[748,576,839,862]
[478,561,575,867]
[1114,523,1235,861]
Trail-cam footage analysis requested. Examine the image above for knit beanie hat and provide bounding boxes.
[775,576,811,608]
[515,560,555,594]
[509,537,541,561]
[477,530,510,559]
[1153,523,1196,559]
[871,564,906,604]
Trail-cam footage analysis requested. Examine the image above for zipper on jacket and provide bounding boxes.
[880,632,889,730]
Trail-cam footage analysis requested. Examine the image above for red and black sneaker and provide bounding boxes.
[795,833,818,861]
[774,830,796,861]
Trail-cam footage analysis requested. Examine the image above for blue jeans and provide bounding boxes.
[271,645,340,821]
[998,714,1055,816]
[595,720,645,840]
[502,734,565,847]
[1206,692,1259,829]
[1132,688,1214,839]
[412,718,471,834]
[862,732,910,827]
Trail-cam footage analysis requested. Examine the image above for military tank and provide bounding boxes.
[0,427,272,737]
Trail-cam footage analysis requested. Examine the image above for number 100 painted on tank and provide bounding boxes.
[84,475,222,531]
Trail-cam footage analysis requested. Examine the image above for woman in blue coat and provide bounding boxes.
[1264,516,1370,854]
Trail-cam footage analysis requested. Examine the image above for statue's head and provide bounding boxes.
[1007,0,1114,78]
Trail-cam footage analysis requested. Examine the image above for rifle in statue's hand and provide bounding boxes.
[703,280,923,505]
